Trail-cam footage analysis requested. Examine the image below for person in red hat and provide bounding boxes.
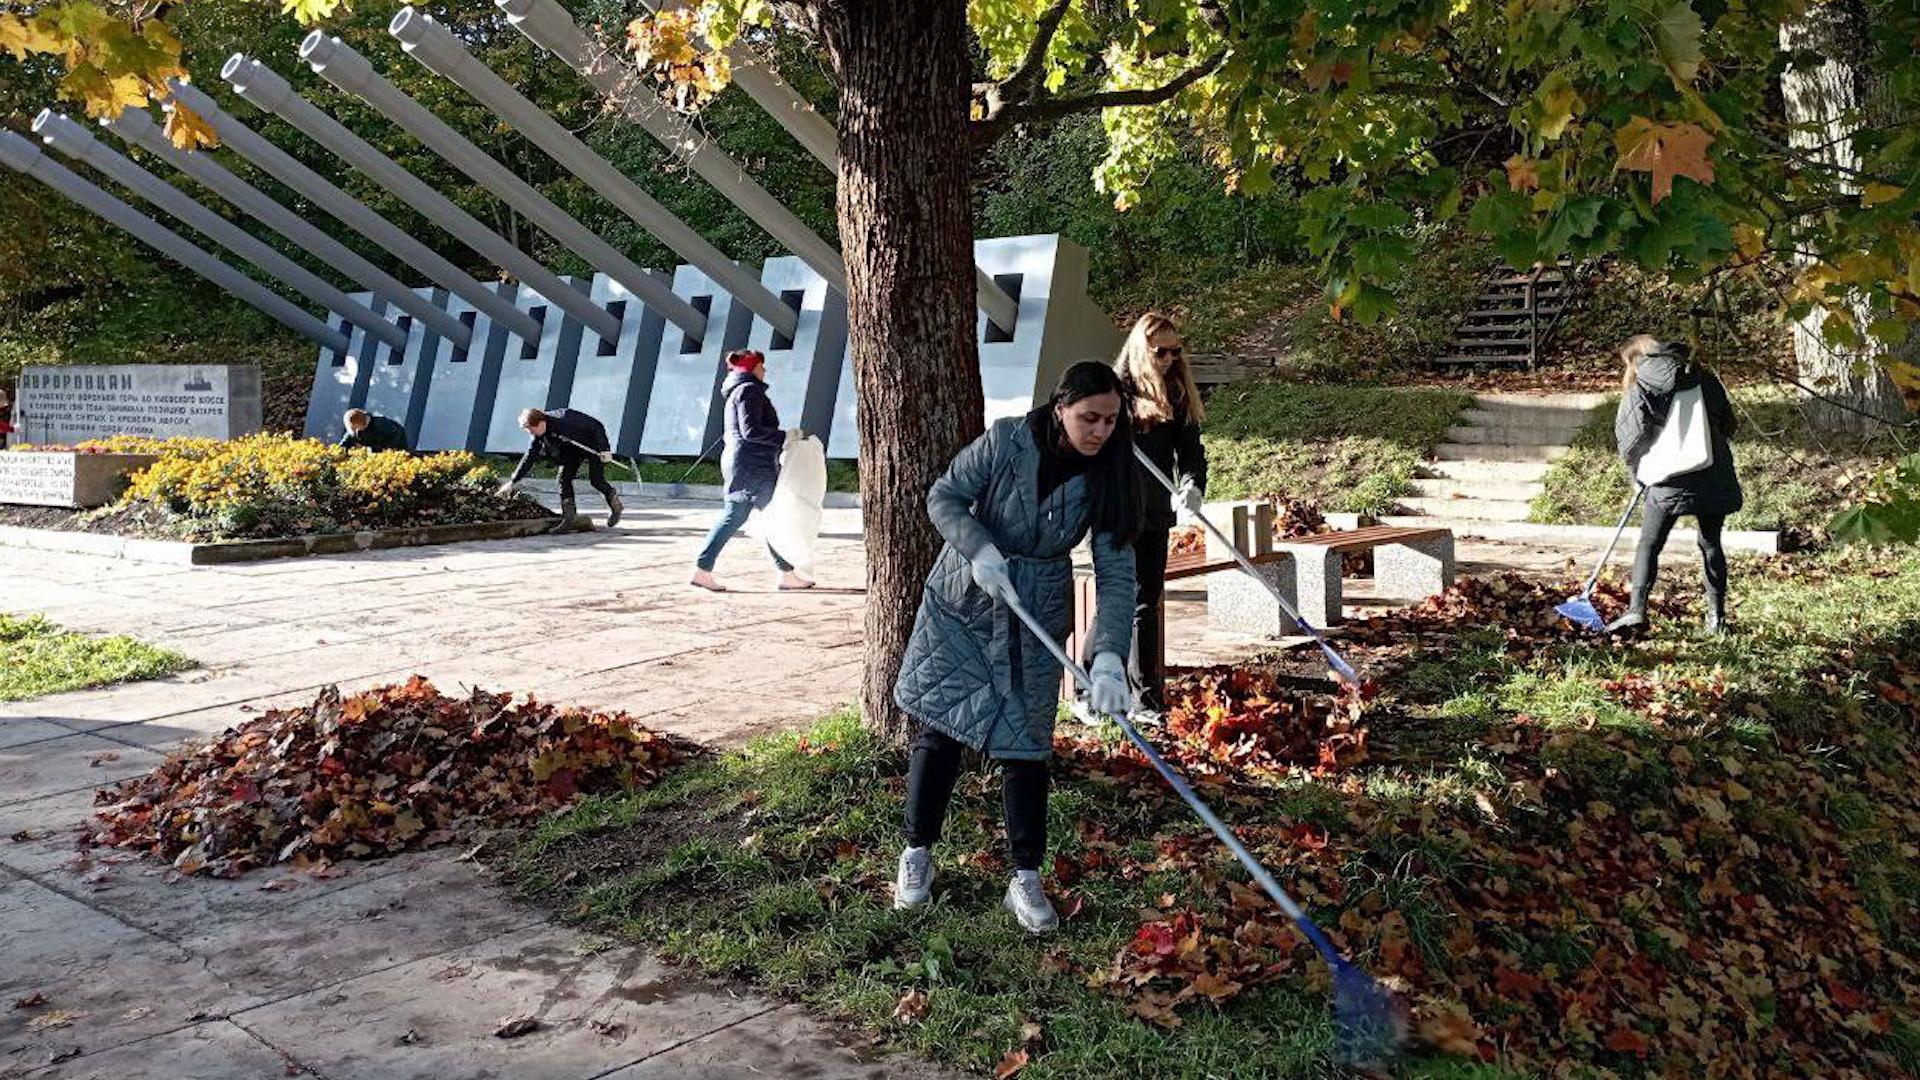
[691,348,811,591]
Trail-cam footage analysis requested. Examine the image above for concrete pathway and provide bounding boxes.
[0,497,1571,1079]
[0,501,952,1080]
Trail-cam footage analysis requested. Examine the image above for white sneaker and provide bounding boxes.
[894,846,933,910]
[1003,871,1058,934]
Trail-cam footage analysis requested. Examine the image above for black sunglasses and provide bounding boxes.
[1151,344,1184,357]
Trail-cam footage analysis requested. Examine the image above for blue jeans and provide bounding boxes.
[696,499,792,572]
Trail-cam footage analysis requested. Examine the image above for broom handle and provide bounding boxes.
[1002,590,1345,966]
[1581,486,1647,595]
[1131,447,1358,684]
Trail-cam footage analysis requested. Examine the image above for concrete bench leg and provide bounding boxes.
[1205,555,1296,637]
[1374,534,1455,600]
[1283,546,1344,628]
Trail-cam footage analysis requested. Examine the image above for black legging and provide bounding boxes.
[1632,501,1728,616]
[903,726,1049,871]
[1131,524,1172,706]
[557,455,617,506]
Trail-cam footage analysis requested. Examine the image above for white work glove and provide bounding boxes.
[597,450,615,464]
[969,544,1012,601]
[1088,652,1131,718]
[784,428,807,448]
[495,480,517,498]
[1176,478,1204,521]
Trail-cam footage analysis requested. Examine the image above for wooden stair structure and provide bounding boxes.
[1433,260,1584,369]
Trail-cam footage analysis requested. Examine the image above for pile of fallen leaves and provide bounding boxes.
[90,676,680,877]
[1343,571,1688,665]
[1057,664,1371,783]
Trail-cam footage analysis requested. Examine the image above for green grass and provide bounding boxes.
[1202,382,1472,515]
[505,547,1920,1079]
[1528,387,1897,540]
[0,612,193,701]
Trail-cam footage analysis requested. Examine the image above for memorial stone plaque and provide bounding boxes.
[0,451,158,508]
[0,451,76,507]
[14,364,263,445]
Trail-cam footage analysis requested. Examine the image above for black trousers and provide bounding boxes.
[1131,524,1172,707]
[903,726,1049,871]
[557,455,617,506]
[1631,502,1728,616]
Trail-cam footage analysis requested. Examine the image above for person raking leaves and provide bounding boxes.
[891,361,1141,934]
[338,408,410,453]
[498,406,624,529]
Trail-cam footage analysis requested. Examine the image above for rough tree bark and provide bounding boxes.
[1780,0,1912,433]
[814,0,986,741]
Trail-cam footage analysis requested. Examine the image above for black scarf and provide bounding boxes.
[1027,405,1091,503]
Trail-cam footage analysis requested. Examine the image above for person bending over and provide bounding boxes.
[499,407,624,529]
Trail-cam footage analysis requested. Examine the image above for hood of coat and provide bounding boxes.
[721,370,764,398]
[1633,342,1700,395]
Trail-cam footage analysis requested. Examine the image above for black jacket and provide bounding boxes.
[1130,387,1208,529]
[1615,345,1743,517]
[721,370,783,506]
[339,414,410,453]
[509,408,611,482]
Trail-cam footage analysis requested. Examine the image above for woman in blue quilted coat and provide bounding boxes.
[891,361,1142,934]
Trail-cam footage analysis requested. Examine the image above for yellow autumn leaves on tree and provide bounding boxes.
[0,2,185,120]
[625,8,733,111]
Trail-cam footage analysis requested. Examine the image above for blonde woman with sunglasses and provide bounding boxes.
[1109,312,1208,713]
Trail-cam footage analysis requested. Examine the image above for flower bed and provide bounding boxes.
[1,434,545,541]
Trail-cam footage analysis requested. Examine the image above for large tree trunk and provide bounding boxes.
[1780,1,1912,432]
[816,1,986,740]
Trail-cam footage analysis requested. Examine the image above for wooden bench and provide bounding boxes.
[1059,504,1297,700]
[1273,524,1454,627]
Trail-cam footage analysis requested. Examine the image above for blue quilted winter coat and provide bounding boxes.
[893,416,1137,761]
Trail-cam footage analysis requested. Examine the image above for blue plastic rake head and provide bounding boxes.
[1558,487,1647,633]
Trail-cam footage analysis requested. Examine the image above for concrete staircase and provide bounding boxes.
[1391,391,1607,528]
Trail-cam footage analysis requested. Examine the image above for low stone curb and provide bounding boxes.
[0,516,592,566]
[521,478,862,508]
[1381,515,1781,555]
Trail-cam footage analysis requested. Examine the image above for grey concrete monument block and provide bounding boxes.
[483,285,574,452]
[640,263,756,457]
[746,256,848,443]
[828,234,1121,458]
[360,287,446,443]
[415,283,517,452]
[569,272,671,455]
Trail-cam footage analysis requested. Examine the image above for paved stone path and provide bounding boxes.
[0,502,959,1080]
[0,497,1568,1079]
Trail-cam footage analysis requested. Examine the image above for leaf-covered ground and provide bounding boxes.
[0,612,191,702]
[90,677,683,877]
[505,549,1920,1079]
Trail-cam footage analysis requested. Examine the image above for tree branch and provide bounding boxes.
[996,0,1076,103]
[972,47,1225,145]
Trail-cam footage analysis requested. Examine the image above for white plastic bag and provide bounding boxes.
[1636,385,1714,486]
[759,434,828,576]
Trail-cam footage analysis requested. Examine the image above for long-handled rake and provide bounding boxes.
[665,437,724,498]
[553,433,643,489]
[1555,485,1646,632]
[1132,447,1363,687]
[1001,589,1402,1066]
